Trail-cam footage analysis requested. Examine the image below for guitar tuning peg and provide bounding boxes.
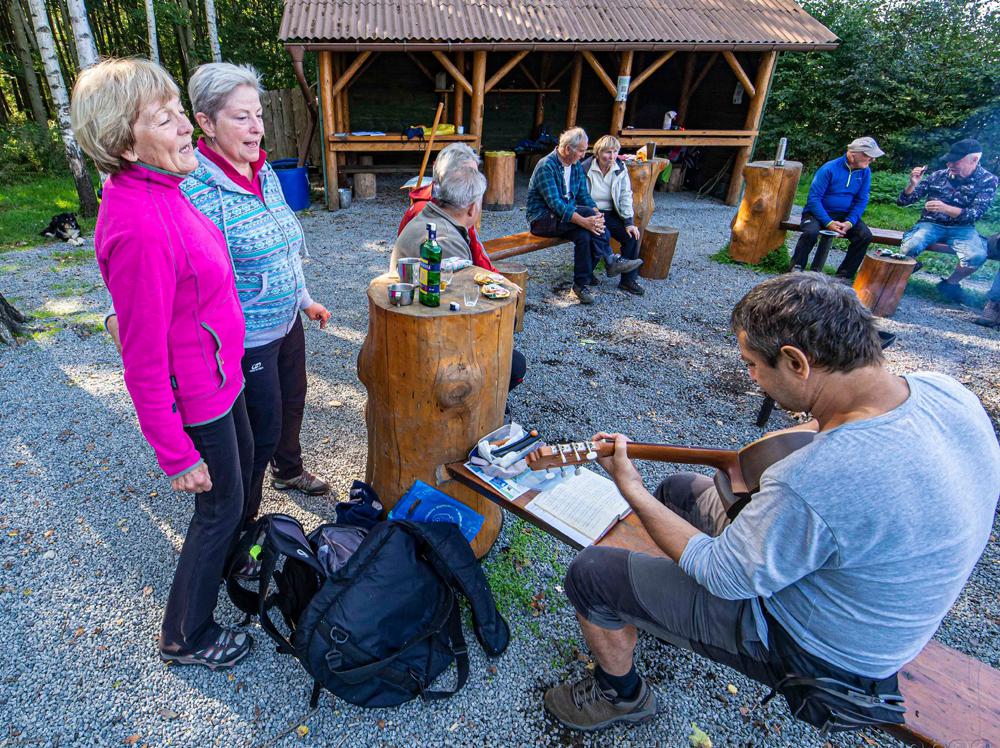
[574,466,582,476]
[585,450,597,461]
[544,470,555,480]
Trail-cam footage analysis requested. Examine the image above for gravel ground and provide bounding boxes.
[1,176,997,748]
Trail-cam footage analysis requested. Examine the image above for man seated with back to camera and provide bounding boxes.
[390,162,526,396]
[543,272,1000,733]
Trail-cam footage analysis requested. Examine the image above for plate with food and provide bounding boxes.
[480,283,511,299]
[474,271,506,285]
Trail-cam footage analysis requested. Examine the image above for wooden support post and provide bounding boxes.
[318,51,339,210]
[453,51,465,129]
[628,50,675,93]
[330,50,372,98]
[725,51,777,206]
[565,54,583,129]
[484,50,529,93]
[333,54,346,170]
[677,52,696,126]
[581,50,616,97]
[432,50,472,96]
[470,51,487,150]
[722,50,755,99]
[610,51,633,135]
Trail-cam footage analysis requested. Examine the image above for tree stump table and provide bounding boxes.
[483,151,515,211]
[493,261,528,333]
[852,252,916,317]
[357,269,516,558]
[638,225,679,279]
[729,159,803,264]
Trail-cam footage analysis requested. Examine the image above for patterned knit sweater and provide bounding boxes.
[180,153,313,348]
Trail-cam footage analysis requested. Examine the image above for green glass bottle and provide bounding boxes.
[418,222,442,307]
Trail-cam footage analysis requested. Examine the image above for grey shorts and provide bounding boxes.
[564,473,782,688]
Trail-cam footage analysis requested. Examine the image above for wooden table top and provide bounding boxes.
[369,268,516,318]
[446,461,664,557]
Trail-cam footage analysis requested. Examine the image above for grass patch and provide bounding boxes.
[52,279,100,297]
[27,307,105,338]
[484,517,562,617]
[52,247,94,268]
[710,242,800,274]
[0,174,98,252]
[905,276,988,309]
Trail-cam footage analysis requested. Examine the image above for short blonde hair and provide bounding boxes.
[71,58,180,174]
[559,127,588,151]
[592,135,621,156]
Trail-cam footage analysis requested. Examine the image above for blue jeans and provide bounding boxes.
[530,207,612,288]
[901,222,987,269]
[601,210,641,283]
[987,268,1000,303]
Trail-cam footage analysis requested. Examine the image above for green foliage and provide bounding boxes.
[0,174,98,251]
[710,243,793,274]
[760,0,1000,172]
[484,519,560,618]
[0,118,68,180]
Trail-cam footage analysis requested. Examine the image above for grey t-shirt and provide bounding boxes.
[680,372,1000,677]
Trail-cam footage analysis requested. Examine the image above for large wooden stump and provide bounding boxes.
[852,252,916,317]
[354,155,376,200]
[626,157,668,237]
[729,160,802,264]
[639,225,679,280]
[357,269,515,558]
[494,261,528,333]
[483,151,515,211]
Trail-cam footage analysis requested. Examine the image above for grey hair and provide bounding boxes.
[188,62,263,123]
[435,163,487,210]
[559,126,588,151]
[731,272,883,373]
[431,142,479,199]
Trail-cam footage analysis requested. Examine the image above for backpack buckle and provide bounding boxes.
[325,648,343,670]
[329,626,349,644]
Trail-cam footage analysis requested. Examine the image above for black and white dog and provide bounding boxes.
[41,213,84,246]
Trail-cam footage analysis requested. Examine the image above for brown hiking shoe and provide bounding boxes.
[974,300,1000,328]
[271,470,331,496]
[544,674,656,732]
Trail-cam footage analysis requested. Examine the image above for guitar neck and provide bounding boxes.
[619,442,739,472]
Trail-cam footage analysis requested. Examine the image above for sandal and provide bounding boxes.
[161,627,253,670]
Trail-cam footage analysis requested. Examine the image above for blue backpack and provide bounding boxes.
[226,513,509,708]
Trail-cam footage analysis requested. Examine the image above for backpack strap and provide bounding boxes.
[255,543,297,655]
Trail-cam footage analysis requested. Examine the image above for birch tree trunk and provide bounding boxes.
[204,0,220,62]
[26,0,99,217]
[9,0,49,126]
[144,0,158,62]
[66,0,98,68]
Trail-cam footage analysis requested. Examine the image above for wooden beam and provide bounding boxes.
[516,60,539,89]
[677,52,696,126]
[485,50,529,93]
[610,50,633,135]
[352,51,379,87]
[432,50,472,96]
[628,50,675,93]
[452,51,465,128]
[565,54,583,129]
[330,51,372,98]
[548,57,576,88]
[470,51,487,148]
[318,51,339,210]
[722,50,755,99]
[726,51,777,206]
[581,50,616,97]
[406,52,436,85]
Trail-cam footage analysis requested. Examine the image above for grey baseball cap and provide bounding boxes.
[847,137,885,158]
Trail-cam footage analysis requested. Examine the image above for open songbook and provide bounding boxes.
[525,467,631,547]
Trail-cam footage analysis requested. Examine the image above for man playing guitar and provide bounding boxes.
[543,272,1000,733]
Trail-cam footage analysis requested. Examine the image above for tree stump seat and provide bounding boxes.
[638,225,679,279]
[852,252,917,317]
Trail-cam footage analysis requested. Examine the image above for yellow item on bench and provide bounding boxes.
[418,124,456,137]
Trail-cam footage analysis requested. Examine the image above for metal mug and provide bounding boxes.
[397,258,421,285]
[338,187,352,209]
[387,282,415,306]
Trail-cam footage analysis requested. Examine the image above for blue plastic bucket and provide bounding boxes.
[270,158,310,211]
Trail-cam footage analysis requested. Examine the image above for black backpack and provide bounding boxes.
[226,513,509,708]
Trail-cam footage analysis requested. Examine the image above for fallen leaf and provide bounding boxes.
[726,683,738,695]
[143,586,153,597]
[448,722,459,731]
[124,736,141,746]
[579,338,598,345]
[376,719,386,729]
[689,722,713,748]
[73,626,86,638]
[295,725,309,739]
[860,734,879,746]
[738,706,750,717]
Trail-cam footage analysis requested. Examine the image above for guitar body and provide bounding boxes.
[526,428,816,497]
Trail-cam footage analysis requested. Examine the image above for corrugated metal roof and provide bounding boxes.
[279,0,838,49]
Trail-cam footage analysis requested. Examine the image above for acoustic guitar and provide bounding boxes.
[524,427,816,499]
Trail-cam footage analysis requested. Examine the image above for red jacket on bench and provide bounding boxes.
[399,184,497,272]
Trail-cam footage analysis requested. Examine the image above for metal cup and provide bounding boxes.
[387,282,415,306]
[397,258,421,285]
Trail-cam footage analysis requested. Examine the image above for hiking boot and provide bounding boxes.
[587,273,601,286]
[937,279,967,304]
[272,470,331,496]
[605,255,644,278]
[912,260,923,273]
[572,285,595,305]
[544,674,656,732]
[161,628,253,671]
[618,279,645,296]
[974,300,1000,328]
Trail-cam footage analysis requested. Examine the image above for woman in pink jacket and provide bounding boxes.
[72,59,252,670]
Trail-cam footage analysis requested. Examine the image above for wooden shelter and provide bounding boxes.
[280,0,837,209]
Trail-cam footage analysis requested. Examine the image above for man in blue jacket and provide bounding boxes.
[790,137,884,280]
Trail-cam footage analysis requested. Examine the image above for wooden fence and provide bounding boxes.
[260,88,322,165]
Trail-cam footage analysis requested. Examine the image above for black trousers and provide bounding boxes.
[530,207,612,288]
[241,315,308,529]
[601,210,640,283]
[160,393,253,654]
[791,211,873,278]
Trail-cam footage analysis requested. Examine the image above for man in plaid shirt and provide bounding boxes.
[898,138,998,302]
[526,127,642,304]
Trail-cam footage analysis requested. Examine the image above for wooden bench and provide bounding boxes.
[780,219,955,256]
[448,461,1000,747]
[483,232,565,262]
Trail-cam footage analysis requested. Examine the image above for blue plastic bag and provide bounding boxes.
[388,480,484,543]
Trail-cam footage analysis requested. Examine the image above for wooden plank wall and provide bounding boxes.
[260,89,322,165]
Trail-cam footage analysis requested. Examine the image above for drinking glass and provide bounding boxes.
[441,267,454,292]
[463,288,479,307]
